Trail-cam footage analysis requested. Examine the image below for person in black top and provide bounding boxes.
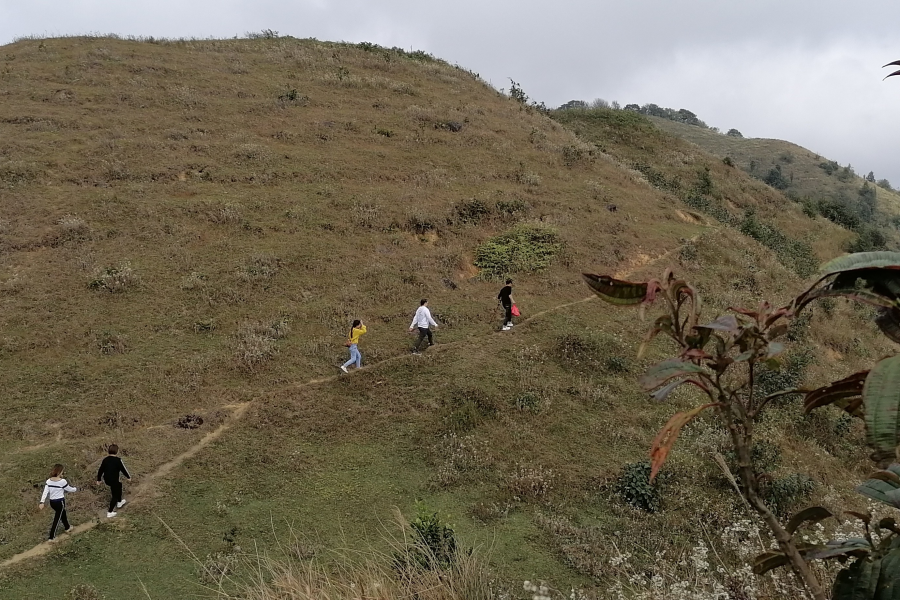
[497,278,515,331]
[96,444,131,518]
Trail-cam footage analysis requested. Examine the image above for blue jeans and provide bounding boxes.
[342,344,361,368]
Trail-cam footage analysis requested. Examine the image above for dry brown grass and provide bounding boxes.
[0,35,886,600]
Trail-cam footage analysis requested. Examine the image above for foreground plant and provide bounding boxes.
[584,251,900,600]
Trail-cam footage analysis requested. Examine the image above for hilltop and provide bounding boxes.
[0,35,892,599]
[645,115,900,251]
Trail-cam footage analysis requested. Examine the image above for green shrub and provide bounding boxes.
[495,198,527,218]
[818,160,839,175]
[764,473,815,515]
[442,387,497,432]
[847,226,888,253]
[603,355,630,374]
[615,460,666,512]
[454,198,492,225]
[405,214,437,235]
[726,442,781,476]
[66,585,104,600]
[89,263,139,293]
[395,503,458,572]
[696,166,713,196]
[755,348,813,400]
[553,332,602,368]
[474,225,561,279]
[514,390,542,413]
[762,165,790,190]
[739,210,817,277]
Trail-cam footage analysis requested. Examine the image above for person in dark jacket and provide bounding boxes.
[96,444,131,518]
[497,279,515,330]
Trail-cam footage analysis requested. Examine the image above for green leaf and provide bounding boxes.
[639,359,707,391]
[766,342,786,359]
[875,309,900,345]
[787,506,834,535]
[650,378,708,402]
[863,356,900,460]
[857,465,900,509]
[807,538,871,561]
[820,251,900,277]
[832,557,878,600]
[582,274,648,305]
[875,546,900,598]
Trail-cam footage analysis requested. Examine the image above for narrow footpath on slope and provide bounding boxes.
[0,232,708,570]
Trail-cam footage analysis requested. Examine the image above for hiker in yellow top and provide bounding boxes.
[340,319,367,373]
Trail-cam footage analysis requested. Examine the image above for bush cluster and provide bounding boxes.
[763,473,815,515]
[442,386,497,432]
[614,460,666,512]
[89,263,140,293]
[739,211,817,278]
[474,225,561,279]
[394,503,459,573]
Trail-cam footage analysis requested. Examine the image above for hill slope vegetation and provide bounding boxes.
[0,35,892,599]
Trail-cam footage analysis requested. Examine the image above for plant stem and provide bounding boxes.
[724,397,827,600]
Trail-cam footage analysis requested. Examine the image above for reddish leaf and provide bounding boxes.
[582,274,648,306]
[803,371,868,418]
[796,287,896,312]
[649,403,719,482]
[682,348,713,360]
[767,323,789,340]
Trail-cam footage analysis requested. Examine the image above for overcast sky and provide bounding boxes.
[2,1,899,185]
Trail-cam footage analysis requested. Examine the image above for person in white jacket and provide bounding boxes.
[39,463,77,541]
[409,298,438,354]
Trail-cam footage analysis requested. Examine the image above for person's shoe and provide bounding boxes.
[116,499,127,508]
[411,349,420,355]
[340,365,348,373]
[507,322,514,327]
[107,511,117,518]
[48,537,58,543]
[63,527,72,534]
[502,325,512,331]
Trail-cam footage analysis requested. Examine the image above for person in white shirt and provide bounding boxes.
[409,298,438,354]
[39,463,77,541]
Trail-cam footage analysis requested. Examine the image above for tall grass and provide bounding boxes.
[163,513,497,600]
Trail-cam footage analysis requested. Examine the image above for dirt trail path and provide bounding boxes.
[0,403,250,570]
[0,231,708,571]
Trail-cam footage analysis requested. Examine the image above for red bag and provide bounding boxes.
[511,304,520,317]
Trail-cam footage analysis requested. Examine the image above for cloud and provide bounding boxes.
[2,0,899,183]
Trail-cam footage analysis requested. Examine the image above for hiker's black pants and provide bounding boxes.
[502,303,512,325]
[414,327,433,350]
[48,498,69,539]
[107,482,123,512]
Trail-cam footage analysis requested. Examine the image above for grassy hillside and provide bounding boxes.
[0,36,893,599]
[647,116,900,249]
